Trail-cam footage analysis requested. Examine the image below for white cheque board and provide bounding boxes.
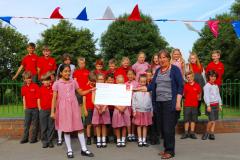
[94,83,132,106]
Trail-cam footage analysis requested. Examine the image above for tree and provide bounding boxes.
[100,13,169,65]
[193,12,240,79]
[37,20,97,69]
[0,22,28,81]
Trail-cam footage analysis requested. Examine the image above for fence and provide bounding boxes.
[0,80,240,119]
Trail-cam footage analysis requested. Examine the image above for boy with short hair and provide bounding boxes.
[38,72,55,148]
[181,71,201,139]
[107,59,117,75]
[202,70,222,140]
[205,50,224,87]
[20,71,39,144]
[13,43,38,82]
[37,46,56,80]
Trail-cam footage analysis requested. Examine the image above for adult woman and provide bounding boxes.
[137,49,183,159]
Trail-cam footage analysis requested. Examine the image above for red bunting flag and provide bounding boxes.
[207,20,219,38]
[128,4,141,21]
[50,7,64,19]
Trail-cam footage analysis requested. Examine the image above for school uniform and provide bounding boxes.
[112,107,131,128]
[203,82,222,121]
[125,80,138,116]
[21,53,38,82]
[39,85,55,146]
[21,82,40,142]
[132,62,150,81]
[92,105,111,125]
[114,66,130,82]
[82,83,94,125]
[183,82,202,122]
[205,61,225,86]
[37,56,56,80]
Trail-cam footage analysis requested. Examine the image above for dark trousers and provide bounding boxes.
[156,101,177,156]
[39,110,55,145]
[149,105,160,142]
[22,108,39,141]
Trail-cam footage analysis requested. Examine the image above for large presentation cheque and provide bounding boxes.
[94,83,132,106]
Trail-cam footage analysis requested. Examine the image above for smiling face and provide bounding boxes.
[96,75,105,83]
[190,55,197,64]
[122,59,129,68]
[60,66,71,80]
[109,63,116,70]
[153,55,159,65]
[172,51,181,61]
[138,53,145,64]
[127,70,135,81]
[42,79,51,87]
[78,60,86,69]
[27,46,35,54]
[96,64,103,71]
[209,75,217,83]
[106,77,114,84]
[24,77,32,85]
[159,53,170,68]
[43,49,51,57]
[212,53,220,63]
[186,74,194,83]
[139,76,147,86]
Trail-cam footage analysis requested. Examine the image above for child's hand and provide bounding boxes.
[176,102,181,111]
[133,112,136,117]
[151,112,153,117]
[219,106,222,111]
[12,75,17,80]
[84,110,88,117]
[90,88,96,92]
[50,112,55,119]
[207,106,211,112]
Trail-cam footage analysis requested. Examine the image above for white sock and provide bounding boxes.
[142,137,146,142]
[78,132,87,151]
[122,137,126,142]
[97,137,101,142]
[102,137,106,142]
[58,130,62,141]
[138,137,142,142]
[117,139,121,143]
[64,133,72,152]
[128,134,131,137]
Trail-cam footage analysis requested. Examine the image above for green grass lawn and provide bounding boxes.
[0,104,240,119]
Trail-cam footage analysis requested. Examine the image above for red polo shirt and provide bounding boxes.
[39,85,53,110]
[114,66,130,82]
[21,82,39,109]
[21,53,38,76]
[205,61,224,86]
[73,68,90,89]
[37,56,56,79]
[184,82,201,107]
[94,69,107,76]
[190,63,203,74]
[82,83,94,110]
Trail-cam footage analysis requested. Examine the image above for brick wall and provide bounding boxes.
[0,118,240,139]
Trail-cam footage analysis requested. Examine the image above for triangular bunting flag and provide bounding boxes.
[34,18,48,28]
[0,16,16,28]
[231,21,240,39]
[128,4,141,21]
[102,6,115,20]
[50,7,64,19]
[183,22,200,34]
[207,20,219,38]
[76,7,88,21]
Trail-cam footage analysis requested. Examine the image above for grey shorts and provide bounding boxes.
[75,92,83,104]
[84,109,93,125]
[206,106,219,121]
[184,107,198,122]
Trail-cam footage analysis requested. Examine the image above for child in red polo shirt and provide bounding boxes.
[107,59,117,75]
[37,46,56,80]
[83,72,97,145]
[20,71,39,144]
[13,43,38,82]
[73,57,90,105]
[114,57,131,82]
[94,59,107,75]
[181,71,201,139]
[38,72,55,148]
[205,50,225,87]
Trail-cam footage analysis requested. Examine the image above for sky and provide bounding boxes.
[0,0,235,60]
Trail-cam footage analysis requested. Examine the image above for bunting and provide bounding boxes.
[207,20,219,38]
[128,5,141,21]
[231,21,240,39]
[183,22,200,34]
[0,16,16,28]
[102,6,115,20]
[76,7,88,21]
[50,7,64,19]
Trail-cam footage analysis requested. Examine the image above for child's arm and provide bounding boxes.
[12,65,23,80]
[50,91,57,119]
[82,96,88,117]
[37,99,41,110]
[217,87,223,111]
[76,88,96,96]
[132,93,137,116]
[23,96,26,110]
[203,85,211,112]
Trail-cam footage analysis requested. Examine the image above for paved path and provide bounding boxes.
[0,133,240,160]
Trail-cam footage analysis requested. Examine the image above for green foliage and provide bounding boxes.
[36,20,97,69]
[0,22,28,81]
[100,13,168,65]
[193,12,240,79]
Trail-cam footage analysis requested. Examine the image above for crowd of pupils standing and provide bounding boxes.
[12,42,224,159]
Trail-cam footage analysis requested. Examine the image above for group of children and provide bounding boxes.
[13,42,224,158]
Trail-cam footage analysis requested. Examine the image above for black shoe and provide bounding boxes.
[96,142,101,148]
[102,142,107,148]
[86,137,92,145]
[42,143,48,148]
[180,133,189,139]
[67,151,74,158]
[143,142,149,147]
[132,136,137,142]
[48,141,54,148]
[127,136,132,142]
[81,150,94,157]
[202,133,209,140]
[121,141,126,147]
[93,136,97,144]
[20,139,28,144]
[190,133,197,139]
[138,141,143,147]
[30,139,38,143]
[209,134,215,140]
[116,142,121,147]
[57,140,63,146]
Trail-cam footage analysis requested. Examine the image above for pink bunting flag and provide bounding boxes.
[128,4,141,21]
[207,20,219,38]
[50,7,64,19]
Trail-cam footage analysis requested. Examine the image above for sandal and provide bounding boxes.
[81,150,94,157]
[161,153,174,159]
[67,151,74,158]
